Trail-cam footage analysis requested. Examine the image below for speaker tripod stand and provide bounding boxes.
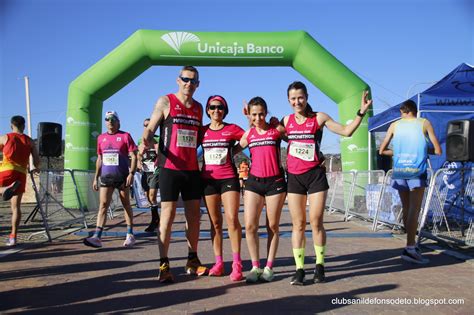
[25,156,77,242]
[25,156,54,224]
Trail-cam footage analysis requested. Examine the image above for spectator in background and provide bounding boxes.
[138,118,160,232]
[238,160,249,197]
[379,99,441,264]
[83,110,138,249]
[0,115,40,246]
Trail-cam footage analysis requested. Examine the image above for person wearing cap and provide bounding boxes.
[142,66,207,283]
[200,95,245,281]
[137,118,160,232]
[83,110,138,249]
[0,115,40,246]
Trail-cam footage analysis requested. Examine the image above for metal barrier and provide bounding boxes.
[345,170,385,222]
[27,169,87,241]
[327,171,356,215]
[71,169,120,221]
[372,169,433,231]
[418,166,474,246]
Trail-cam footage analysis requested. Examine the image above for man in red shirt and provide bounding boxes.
[0,115,40,246]
[142,66,207,283]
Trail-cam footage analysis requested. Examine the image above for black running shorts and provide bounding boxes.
[203,177,240,196]
[287,166,329,195]
[141,172,159,191]
[159,168,202,202]
[100,173,128,190]
[245,173,287,197]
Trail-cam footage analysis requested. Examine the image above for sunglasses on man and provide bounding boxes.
[179,76,199,85]
[105,117,118,122]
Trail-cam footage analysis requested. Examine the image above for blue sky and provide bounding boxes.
[1,0,472,153]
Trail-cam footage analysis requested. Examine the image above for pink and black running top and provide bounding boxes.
[201,123,245,180]
[286,114,323,175]
[247,127,282,178]
[158,94,203,171]
[97,130,137,177]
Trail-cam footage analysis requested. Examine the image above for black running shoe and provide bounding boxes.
[401,248,429,264]
[290,268,305,286]
[313,264,325,283]
[185,256,208,276]
[159,262,174,283]
[144,221,158,233]
[3,180,20,201]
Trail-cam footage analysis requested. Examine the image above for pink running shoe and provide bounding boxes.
[208,262,224,277]
[230,261,243,281]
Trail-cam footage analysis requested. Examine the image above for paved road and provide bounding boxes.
[1,205,473,314]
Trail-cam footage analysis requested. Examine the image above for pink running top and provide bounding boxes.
[247,127,282,178]
[97,130,137,177]
[201,123,245,179]
[286,114,323,175]
[158,94,203,171]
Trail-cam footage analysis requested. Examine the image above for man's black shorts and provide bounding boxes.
[159,168,202,202]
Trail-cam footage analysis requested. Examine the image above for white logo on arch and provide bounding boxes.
[347,144,358,152]
[161,32,200,54]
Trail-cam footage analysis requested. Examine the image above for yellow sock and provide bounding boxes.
[314,245,326,265]
[292,248,305,269]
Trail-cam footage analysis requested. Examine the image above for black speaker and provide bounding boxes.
[38,122,62,157]
[446,120,474,162]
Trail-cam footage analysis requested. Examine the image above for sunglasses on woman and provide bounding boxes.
[209,105,225,110]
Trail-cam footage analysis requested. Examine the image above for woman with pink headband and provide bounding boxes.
[200,95,245,281]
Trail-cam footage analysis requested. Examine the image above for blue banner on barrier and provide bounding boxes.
[437,162,473,224]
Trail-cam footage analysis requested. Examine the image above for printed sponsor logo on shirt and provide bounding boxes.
[306,122,314,127]
[117,137,122,142]
[222,131,232,136]
[288,123,294,128]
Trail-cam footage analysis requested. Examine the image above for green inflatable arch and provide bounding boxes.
[65,30,373,205]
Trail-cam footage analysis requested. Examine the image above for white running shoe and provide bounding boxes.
[6,237,17,247]
[245,267,262,283]
[260,266,274,282]
[123,234,136,247]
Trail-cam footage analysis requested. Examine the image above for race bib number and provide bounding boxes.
[103,153,119,166]
[143,161,156,173]
[177,129,197,148]
[289,142,315,161]
[204,148,228,165]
